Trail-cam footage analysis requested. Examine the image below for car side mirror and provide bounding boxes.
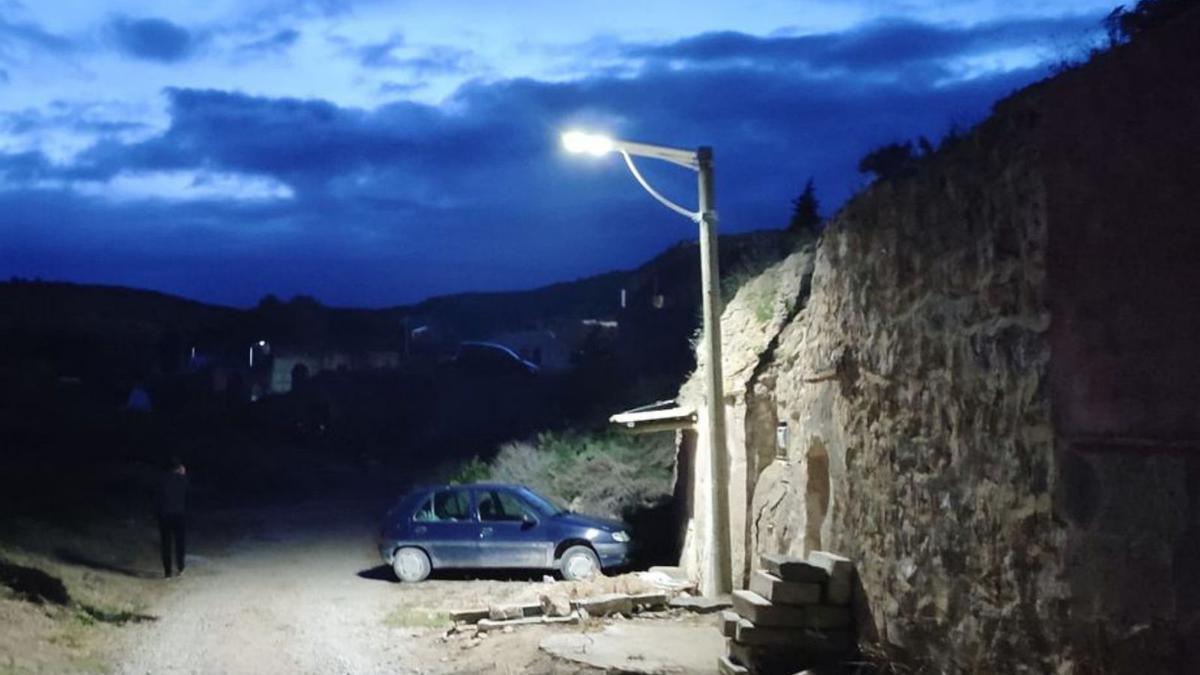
[521,513,537,529]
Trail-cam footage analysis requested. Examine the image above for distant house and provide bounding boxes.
[268,350,401,394]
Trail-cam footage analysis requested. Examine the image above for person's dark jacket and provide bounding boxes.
[158,472,188,517]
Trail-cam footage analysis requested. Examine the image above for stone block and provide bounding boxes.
[728,640,826,675]
[806,551,854,605]
[749,570,821,605]
[717,654,750,675]
[572,593,634,617]
[734,617,852,652]
[732,590,851,629]
[720,610,740,637]
[760,553,828,583]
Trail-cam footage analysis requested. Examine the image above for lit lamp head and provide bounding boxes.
[561,130,614,157]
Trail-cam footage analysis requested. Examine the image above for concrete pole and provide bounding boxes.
[696,146,732,596]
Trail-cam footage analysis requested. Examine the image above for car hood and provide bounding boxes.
[552,511,626,532]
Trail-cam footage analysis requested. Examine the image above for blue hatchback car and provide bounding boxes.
[378,483,632,582]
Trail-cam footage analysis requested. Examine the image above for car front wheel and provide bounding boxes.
[392,546,431,582]
[559,545,600,581]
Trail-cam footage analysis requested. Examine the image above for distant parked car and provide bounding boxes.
[378,483,631,582]
[449,342,539,377]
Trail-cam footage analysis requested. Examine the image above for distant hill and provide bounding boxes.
[0,229,798,384]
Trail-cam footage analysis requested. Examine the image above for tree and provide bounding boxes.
[788,178,821,234]
[1108,0,1198,42]
[857,141,919,181]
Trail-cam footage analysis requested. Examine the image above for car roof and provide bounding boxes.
[407,482,524,494]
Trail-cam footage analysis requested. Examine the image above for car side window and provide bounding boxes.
[433,489,470,521]
[412,497,436,522]
[478,489,532,522]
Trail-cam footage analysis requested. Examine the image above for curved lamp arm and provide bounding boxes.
[619,150,701,223]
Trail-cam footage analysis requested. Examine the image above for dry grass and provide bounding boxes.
[0,509,167,674]
[382,606,451,629]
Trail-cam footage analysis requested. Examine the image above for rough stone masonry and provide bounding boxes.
[672,10,1200,673]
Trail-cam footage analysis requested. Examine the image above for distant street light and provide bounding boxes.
[249,339,271,367]
[561,129,732,596]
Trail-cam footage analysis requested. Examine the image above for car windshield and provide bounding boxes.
[517,487,569,517]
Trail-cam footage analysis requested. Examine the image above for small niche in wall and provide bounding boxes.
[804,438,831,554]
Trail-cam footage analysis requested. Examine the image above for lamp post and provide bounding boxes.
[561,130,732,596]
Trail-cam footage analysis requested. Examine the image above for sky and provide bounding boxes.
[0,0,1112,307]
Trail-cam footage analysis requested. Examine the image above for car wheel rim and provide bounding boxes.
[397,550,425,578]
[566,554,595,579]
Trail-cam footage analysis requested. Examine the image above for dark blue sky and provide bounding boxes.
[0,1,1108,307]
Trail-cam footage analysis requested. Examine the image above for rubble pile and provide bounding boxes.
[718,552,856,675]
[444,568,695,634]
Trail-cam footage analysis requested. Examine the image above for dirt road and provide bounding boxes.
[108,497,716,675]
[114,498,424,674]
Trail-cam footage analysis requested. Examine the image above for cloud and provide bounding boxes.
[0,12,1106,305]
[628,14,1102,81]
[72,169,295,202]
[108,16,198,63]
[238,28,300,56]
[0,16,76,60]
[394,45,477,78]
[355,32,405,68]
[352,33,478,77]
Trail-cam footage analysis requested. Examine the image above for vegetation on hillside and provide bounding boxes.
[1106,0,1198,43]
[450,430,676,520]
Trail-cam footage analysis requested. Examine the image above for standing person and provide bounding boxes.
[158,457,188,578]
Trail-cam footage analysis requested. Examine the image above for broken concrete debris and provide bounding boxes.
[487,604,524,621]
[538,593,572,617]
[448,589,672,632]
[721,551,856,675]
[667,594,732,613]
[476,614,580,632]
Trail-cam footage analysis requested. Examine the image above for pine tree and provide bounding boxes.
[788,178,821,234]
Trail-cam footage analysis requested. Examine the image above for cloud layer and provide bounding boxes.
[0,7,1106,306]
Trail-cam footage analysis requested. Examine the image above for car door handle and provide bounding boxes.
[480,527,493,538]
[413,526,427,535]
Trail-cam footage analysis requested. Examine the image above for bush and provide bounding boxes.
[451,430,676,519]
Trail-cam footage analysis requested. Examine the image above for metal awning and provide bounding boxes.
[609,399,697,433]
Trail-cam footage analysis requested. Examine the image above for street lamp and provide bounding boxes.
[561,129,732,596]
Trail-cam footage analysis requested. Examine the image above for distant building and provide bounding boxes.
[268,350,401,394]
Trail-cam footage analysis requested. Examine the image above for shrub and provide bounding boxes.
[452,430,676,519]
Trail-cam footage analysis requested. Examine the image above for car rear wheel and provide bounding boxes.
[559,545,600,581]
[392,547,431,582]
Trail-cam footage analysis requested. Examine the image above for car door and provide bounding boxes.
[410,487,481,567]
[473,487,555,568]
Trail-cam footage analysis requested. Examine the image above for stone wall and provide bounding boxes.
[672,11,1200,671]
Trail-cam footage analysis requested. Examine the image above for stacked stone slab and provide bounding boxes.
[717,551,855,675]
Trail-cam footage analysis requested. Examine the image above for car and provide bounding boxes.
[450,342,540,377]
[378,483,631,582]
